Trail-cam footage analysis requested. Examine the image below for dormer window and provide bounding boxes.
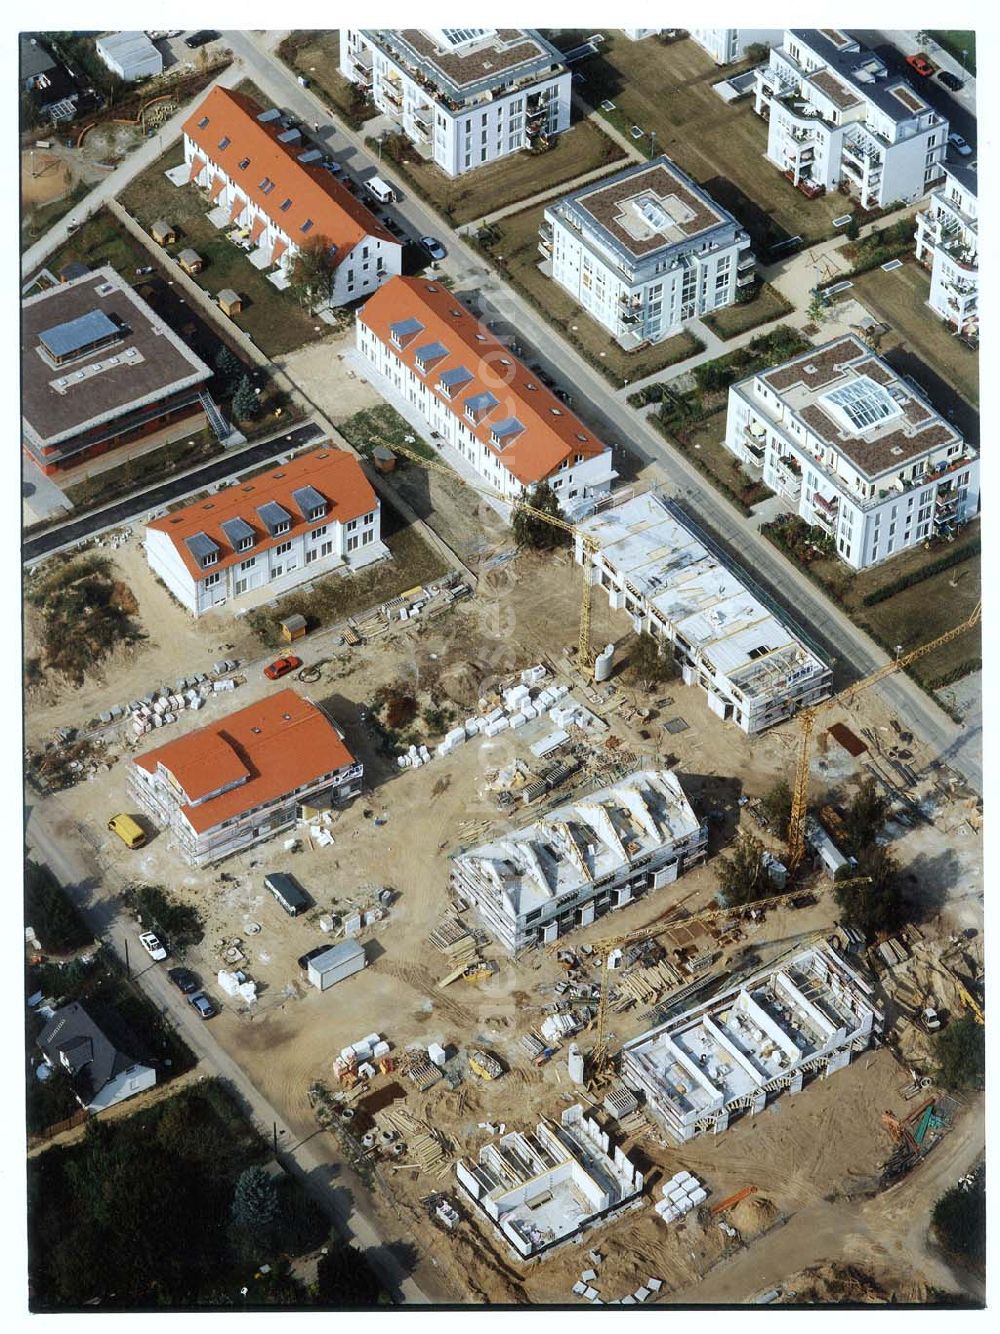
[414,340,448,373]
[184,531,221,569]
[291,485,327,523]
[437,365,473,398]
[389,317,424,350]
[256,500,293,537]
[465,390,499,423]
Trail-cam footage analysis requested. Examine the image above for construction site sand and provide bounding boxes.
[730,1194,779,1237]
[28,514,984,1303]
[21,151,74,206]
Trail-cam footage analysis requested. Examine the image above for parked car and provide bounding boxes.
[420,235,447,261]
[139,931,167,962]
[189,992,216,1019]
[185,30,219,48]
[906,52,937,77]
[168,967,199,994]
[948,132,973,157]
[263,655,302,680]
[937,69,964,92]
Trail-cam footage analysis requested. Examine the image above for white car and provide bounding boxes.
[948,132,973,158]
[139,931,167,961]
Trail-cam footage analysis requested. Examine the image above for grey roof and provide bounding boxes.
[788,30,943,126]
[291,484,327,517]
[39,308,120,360]
[221,516,256,548]
[184,531,221,564]
[466,390,499,414]
[37,1001,148,1107]
[20,35,57,81]
[390,316,425,341]
[414,339,449,363]
[95,31,162,65]
[257,500,292,533]
[945,160,977,199]
[309,939,366,972]
[217,287,241,304]
[439,365,473,387]
[490,416,525,441]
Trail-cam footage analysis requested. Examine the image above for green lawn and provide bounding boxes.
[118,145,327,358]
[278,30,374,130]
[574,33,854,253]
[338,403,437,461]
[701,283,793,339]
[653,409,771,512]
[930,31,976,75]
[379,116,627,226]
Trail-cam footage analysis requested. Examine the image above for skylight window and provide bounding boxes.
[218,136,231,150]
[239,156,251,169]
[821,376,904,433]
[280,198,292,211]
[300,219,313,233]
[197,116,209,129]
[259,177,275,194]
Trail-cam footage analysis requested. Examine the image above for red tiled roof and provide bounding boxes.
[250,216,266,242]
[271,237,287,266]
[146,447,377,582]
[209,175,225,200]
[133,689,356,835]
[183,86,397,271]
[189,155,205,183]
[358,277,611,487]
[229,194,247,222]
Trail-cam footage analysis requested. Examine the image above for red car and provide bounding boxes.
[906,52,937,77]
[263,655,302,681]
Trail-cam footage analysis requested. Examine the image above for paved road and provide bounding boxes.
[25,798,436,1305]
[22,423,324,564]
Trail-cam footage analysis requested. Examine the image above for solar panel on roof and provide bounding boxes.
[38,309,121,360]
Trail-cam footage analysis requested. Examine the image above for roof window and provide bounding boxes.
[550,407,563,416]
[259,177,275,194]
[300,219,313,233]
[239,156,251,169]
[280,198,292,211]
[197,115,209,129]
[218,136,231,150]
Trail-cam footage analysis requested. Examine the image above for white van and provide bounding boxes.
[364,175,396,205]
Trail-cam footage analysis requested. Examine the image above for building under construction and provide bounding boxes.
[455,1103,644,1258]
[449,768,707,954]
[575,493,831,733]
[621,943,882,1142]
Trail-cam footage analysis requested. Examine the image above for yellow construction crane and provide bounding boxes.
[786,602,981,873]
[569,874,872,1082]
[380,439,654,671]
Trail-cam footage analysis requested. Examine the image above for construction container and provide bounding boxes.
[280,613,308,643]
[307,939,366,991]
[428,1042,447,1067]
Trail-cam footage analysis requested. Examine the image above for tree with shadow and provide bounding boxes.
[717,830,770,905]
[834,845,904,936]
[511,481,569,550]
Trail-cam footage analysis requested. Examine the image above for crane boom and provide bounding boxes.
[786,602,981,871]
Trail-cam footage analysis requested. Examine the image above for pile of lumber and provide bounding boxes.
[406,1057,443,1092]
[374,1100,424,1139]
[410,1129,451,1177]
[613,959,685,1009]
[429,915,478,971]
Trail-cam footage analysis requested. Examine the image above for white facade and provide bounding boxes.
[723,335,979,570]
[543,156,755,348]
[95,31,163,81]
[690,29,783,65]
[576,493,831,733]
[622,943,882,1142]
[145,502,385,616]
[456,1104,643,1257]
[915,164,978,339]
[754,30,948,208]
[340,29,571,176]
[451,768,708,954]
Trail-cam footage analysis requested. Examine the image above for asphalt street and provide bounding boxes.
[23,423,325,564]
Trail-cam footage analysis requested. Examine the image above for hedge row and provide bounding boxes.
[925,658,982,692]
[861,538,980,605]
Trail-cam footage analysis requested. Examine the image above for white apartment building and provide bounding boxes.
[182,86,401,306]
[340,29,571,177]
[576,494,831,733]
[690,29,783,65]
[144,447,387,616]
[543,156,756,349]
[356,276,615,515]
[915,162,978,340]
[754,30,948,208]
[723,335,979,570]
[622,943,882,1142]
[451,768,707,954]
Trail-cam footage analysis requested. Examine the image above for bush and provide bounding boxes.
[512,481,570,550]
[629,631,676,688]
[934,1017,985,1091]
[123,884,203,952]
[932,1175,985,1271]
[834,845,904,937]
[717,831,771,905]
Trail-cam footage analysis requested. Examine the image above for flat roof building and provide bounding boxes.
[451,768,707,954]
[356,276,615,514]
[144,446,387,617]
[182,87,402,306]
[915,163,978,342]
[456,1103,643,1258]
[754,30,947,209]
[722,334,978,568]
[341,29,571,177]
[21,265,212,474]
[129,688,363,865]
[543,155,756,348]
[622,943,882,1142]
[95,32,163,82]
[576,493,831,732]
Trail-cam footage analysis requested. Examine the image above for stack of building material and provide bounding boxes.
[429,917,478,966]
[613,958,685,1009]
[540,1012,579,1044]
[655,1171,708,1223]
[373,1100,423,1141]
[603,1085,639,1120]
[411,1129,451,1177]
[406,1055,443,1092]
[520,1033,546,1060]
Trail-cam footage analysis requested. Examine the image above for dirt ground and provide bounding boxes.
[21,151,75,207]
[282,328,381,417]
[29,511,983,1303]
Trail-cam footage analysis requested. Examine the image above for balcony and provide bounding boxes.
[743,430,766,463]
[381,82,403,112]
[736,270,756,287]
[773,455,802,499]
